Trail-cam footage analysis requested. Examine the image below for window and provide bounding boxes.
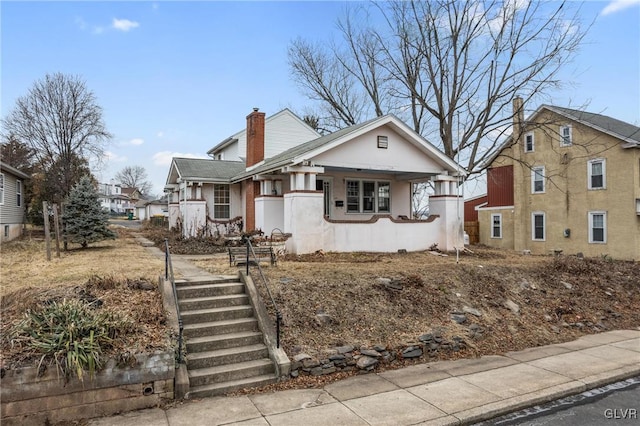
[0,173,4,204]
[213,184,230,219]
[4,225,8,238]
[377,135,388,149]
[524,132,534,152]
[531,166,545,193]
[346,180,391,213]
[588,159,606,189]
[589,211,606,243]
[16,180,22,207]
[560,125,572,146]
[491,214,502,238]
[532,212,545,241]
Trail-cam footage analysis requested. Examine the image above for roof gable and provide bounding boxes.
[0,161,31,180]
[234,115,463,180]
[166,157,245,186]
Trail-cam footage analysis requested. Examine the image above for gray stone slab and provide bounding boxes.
[431,355,517,377]
[323,373,398,401]
[412,416,461,426]
[578,345,640,366]
[504,344,572,362]
[166,396,260,426]
[265,402,368,426]
[527,351,625,380]
[460,363,571,398]
[344,389,447,426]
[88,408,168,426]
[578,364,640,389]
[248,389,336,416]
[378,363,451,388]
[224,417,270,426]
[611,338,640,353]
[407,376,502,414]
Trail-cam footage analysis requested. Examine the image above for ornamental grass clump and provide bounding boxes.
[11,298,132,381]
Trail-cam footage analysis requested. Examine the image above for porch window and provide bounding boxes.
[346,179,391,213]
[213,184,230,219]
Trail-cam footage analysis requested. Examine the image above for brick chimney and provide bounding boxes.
[246,108,265,167]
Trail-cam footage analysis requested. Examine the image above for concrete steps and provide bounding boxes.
[176,277,277,398]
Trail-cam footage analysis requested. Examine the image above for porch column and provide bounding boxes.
[430,174,463,251]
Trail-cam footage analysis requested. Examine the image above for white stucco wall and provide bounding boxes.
[284,192,325,254]
[312,124,445,174]
[429,196,464,251]
[255,196,285,235]
[181,201,207,237]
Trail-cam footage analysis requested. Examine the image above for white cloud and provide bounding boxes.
[92,26,105,35]
[112,18,140,32]
[152,151,208,167]
[601,0,640,16]
[157,131,164,138]
[129,138,144,146]
[105,151,128,162]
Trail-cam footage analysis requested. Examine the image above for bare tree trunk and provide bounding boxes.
[52,203,61,258]
[42,201,51,261]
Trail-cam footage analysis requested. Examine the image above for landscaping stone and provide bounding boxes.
[356,356,378,370]
[336,345,355,354]
[418,333,434,342]
[402,346,423,359]
[360,349,381,358]
[462,306,482,317]
[451,313,467,324]
[504,299,520,315]
[315,313,334,327]
[293,353,312,363]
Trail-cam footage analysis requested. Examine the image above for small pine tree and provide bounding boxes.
[63,176,116,248]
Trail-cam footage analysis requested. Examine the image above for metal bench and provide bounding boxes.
[228,246,277,266]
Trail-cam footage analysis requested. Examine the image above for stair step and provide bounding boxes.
[186,331,263,352]
[174,276,238,287]
[179,294,249,311]
[176,282,245,299]
[186,344,269,369]
[188,359,274,387]
[180,306,253,325]
[183,318,258,338]
[187,374,278,399]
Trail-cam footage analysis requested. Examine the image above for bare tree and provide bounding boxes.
[288,0,588,177]
[115,165,153,196]
[2,73,111,203]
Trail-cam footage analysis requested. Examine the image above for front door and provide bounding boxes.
[316,179,332,217]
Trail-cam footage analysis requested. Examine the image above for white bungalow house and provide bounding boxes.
[165,109,465,254]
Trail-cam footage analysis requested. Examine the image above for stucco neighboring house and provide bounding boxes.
[135,198,168,221]
[0,161,30,242]
[165,108,465,254]
[477,98,640,260]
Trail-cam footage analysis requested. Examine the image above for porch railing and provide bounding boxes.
[244,238,282,348]
[164,238,184,363]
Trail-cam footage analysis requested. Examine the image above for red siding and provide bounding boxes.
[486,165,514,207]
[464,195,488,222]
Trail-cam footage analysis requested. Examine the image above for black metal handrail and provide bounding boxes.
[244,238,282,348]
[165,238,184,363]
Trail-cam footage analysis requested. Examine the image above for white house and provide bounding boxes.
[97,181,134,215]
[165,109,465,254]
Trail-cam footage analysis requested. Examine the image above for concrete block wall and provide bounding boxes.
[0,351,175,425]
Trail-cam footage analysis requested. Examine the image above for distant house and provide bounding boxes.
[0,161,30,242]
[165,108,465,254]
[135,198,168,221]
[97,182,135,215]
[477,98,640,260]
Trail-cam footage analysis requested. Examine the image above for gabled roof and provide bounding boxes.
[206,108,319,156]
[166,157,245,185]
[544,105,640,147]
[233,114,464,181]
[0,161,31,180]
[486,105,640,168]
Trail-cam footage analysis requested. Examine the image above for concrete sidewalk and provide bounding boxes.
[89,329,640,426]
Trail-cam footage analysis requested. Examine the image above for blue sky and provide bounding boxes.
[2,1,639,196]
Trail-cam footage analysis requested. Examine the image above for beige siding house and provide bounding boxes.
[478,99,640,260]
[0,161,30,242]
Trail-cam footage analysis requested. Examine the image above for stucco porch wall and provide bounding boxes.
[284,192,456,254]
[255,196,285,235]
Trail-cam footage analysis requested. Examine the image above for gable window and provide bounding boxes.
[16,180,22,207]
[589,211,606,243]
[560,125,572,146]
[524,132,534,153]
[0,173,4,205]
[213,184,230,219]
[531,166,545,193]
[377,135,388,149]
[532,212,545,241]
[346,180,391,213]
[491,213,502,239]
[588,159,606,190]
